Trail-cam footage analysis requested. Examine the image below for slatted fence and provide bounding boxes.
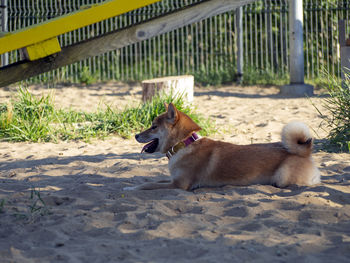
[1,0,349,82]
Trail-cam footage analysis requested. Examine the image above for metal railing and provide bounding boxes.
[1,0,350,82]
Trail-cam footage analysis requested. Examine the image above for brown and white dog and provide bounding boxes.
[124,103,320,191]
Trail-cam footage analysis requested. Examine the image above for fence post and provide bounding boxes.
[339,20,350,86]
[236,6,243,83]
[280,0,313,96]
[1,0,8,67]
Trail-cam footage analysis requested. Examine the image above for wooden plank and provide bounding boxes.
[0,0,255,87]
[0,0,162,55]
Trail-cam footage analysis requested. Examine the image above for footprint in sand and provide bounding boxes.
[224,206,249,218]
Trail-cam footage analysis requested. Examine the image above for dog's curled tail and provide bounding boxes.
[282,121,313,157]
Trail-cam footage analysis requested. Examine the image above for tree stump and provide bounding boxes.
[141,75,194,103]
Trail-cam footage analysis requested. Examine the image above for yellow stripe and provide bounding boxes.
[0,0,161,55]
[24,37,61,61]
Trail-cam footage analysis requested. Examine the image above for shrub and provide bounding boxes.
[316,72,350,152]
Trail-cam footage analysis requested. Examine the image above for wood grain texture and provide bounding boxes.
[142,75,194,103]
[0,0,255,87]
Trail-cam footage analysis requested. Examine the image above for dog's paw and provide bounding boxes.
[123,186,138,191]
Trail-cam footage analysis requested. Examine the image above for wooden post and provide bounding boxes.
[280,0,313,97]
[142,75,194,103]
[236,6,243,83]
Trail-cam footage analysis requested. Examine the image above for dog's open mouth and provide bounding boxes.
[141,139,159,153]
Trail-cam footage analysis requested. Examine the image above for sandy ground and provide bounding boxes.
[0,83,349,263]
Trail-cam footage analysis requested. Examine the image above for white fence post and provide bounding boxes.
[280,0,313,96]
[236,6,243,83]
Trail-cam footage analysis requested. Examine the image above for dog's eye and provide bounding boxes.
[151,125,157,130]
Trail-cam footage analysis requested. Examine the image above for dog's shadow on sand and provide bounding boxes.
[0,151,168,197]
[0,152,160,171]
[1,149,349,207]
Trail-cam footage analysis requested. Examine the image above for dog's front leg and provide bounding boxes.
[123,176,192,191]
[155,179,172,183]
[172,176,193,191]
[123,181,177,191]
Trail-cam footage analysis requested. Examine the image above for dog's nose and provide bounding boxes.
[135,134,139,140]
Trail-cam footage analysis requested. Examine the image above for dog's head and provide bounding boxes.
[135,103,201,154]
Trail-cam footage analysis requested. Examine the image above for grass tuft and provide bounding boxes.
[314,72,350,152]
[28,188,50,217]
[0,87,216,142]
[242,66,289,86]
[194,64,236,86]
[194,65,290,87]
[0,87,55,142]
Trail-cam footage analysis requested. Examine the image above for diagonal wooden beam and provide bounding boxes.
[0,0,255,87]
[0,0,162,55]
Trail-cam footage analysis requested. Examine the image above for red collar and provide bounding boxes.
[166,133,200,159]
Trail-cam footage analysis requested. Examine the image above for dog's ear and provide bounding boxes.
[164,102,169,111]
[166,103,179,125]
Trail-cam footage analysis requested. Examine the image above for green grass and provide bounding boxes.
[194,64,237,86]
[314,72,350,152]
[0,88,55,142]
[194,64,290,87]
[5,188,51,222]
[242,66,289,86]
[0,87,216,142]
[78,66,99,85]
[28,188,50,217]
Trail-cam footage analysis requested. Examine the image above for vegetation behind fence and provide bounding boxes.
[2,0,350,84]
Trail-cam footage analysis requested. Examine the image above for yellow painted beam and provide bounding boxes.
[0,0,162,55]
[23,37,61,61]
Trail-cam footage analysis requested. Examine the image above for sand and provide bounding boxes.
[0,83,349,263]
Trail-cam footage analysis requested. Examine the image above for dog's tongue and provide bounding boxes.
[141,140,156,153]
